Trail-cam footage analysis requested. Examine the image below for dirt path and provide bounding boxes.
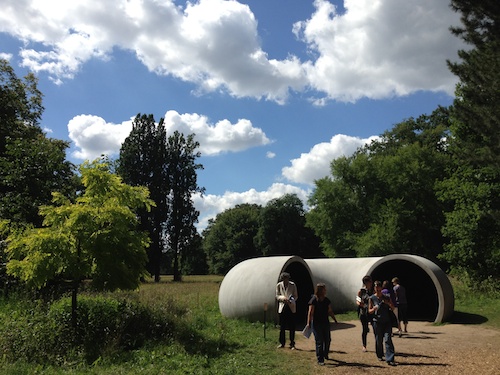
[290,320,500,374]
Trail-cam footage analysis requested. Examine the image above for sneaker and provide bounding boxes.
[362,347,367,352]
[318,362,325,366]
[378,357,385,361]
[290,346,295,350]
[388,361,397,366]
[277,344,284,349]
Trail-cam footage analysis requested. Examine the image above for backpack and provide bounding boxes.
[357,287,371,316]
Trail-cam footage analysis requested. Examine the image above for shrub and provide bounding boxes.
[0,295,180,365]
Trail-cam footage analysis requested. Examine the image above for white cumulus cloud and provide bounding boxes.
[295,0,463,102]
[0,0,464,102]
[67,111,271,160]
[67,115,133,160]
[282,134,379,185]
[163,110,271,156]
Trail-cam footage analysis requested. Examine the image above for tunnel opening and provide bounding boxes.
[284,261,314,328]
[371,259,438,321]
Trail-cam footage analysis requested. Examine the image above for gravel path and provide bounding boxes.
[290,320,500,374]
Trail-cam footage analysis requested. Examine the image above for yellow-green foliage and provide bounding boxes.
[4,160,154,291]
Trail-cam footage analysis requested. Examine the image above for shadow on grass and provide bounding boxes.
[450,311,488,325]
[175,322,242,358]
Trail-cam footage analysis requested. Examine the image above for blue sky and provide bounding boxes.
[0,0,464,230]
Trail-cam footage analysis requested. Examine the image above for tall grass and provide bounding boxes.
[0,275,497,374]
[450,276,500,327]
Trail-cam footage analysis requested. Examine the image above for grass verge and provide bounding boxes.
[0,275,497,374]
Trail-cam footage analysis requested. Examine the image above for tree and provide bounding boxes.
[165,131,204,281]
[308,108,451,261]
[0,59,76,227]
[180,232,208,275]
[256,194,322,258]
[202,203,262,274]
[0,59,43,153]
[5,160,153,326]
[118,114,168,281]
[437,0,500,281]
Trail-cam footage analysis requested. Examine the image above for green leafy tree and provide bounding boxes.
[308,109,451,261]
[256,194,322,258]
[181,232,208,275]
[165,131,204,281]
[5,160,153,326]
[0,59,76,226]
[437,0,500,281]
[202,203,262,274]
[0,59,43,152]
[118,114,168,281]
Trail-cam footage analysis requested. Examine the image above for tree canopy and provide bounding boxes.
[256,194,322,258]
[307,108,451,262]
[118,114,168,281]
[118,116,204,282]
[5,160,153,323]
[0,59,76,227]
[6,160,152,290]
[436,0,500,281]
[203,203,262,275]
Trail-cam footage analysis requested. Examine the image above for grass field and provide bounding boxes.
[0,275,498,374]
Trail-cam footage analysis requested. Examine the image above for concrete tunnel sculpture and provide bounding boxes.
[218,254,454,327]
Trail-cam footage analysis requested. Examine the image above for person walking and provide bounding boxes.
[369,280,397,366]
[392,277,408,335]
[356,275,374,352]
[305,283,338,365]
[382,280,399,337]
[276,272,298,349]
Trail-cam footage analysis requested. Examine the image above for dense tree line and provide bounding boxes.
[307,108,451,263]
[202,194,323,275]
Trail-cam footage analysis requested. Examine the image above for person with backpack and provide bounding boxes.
[369,280,397,366]
[356,275,374,352]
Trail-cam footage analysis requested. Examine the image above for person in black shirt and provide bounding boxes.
[306,283,338,365]
[356,275,374,352]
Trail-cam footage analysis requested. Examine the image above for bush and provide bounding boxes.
[0,295,180,365]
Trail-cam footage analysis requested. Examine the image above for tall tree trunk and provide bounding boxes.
[71,280,78,328]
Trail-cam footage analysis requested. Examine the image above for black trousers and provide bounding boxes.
[279,305,295,346]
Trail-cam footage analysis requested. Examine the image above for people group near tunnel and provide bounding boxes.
[275,273,406,367]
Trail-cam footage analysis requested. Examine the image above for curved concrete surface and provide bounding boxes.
[219,254,454,324]
[218,256,314,324]
[305,254,454,323]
